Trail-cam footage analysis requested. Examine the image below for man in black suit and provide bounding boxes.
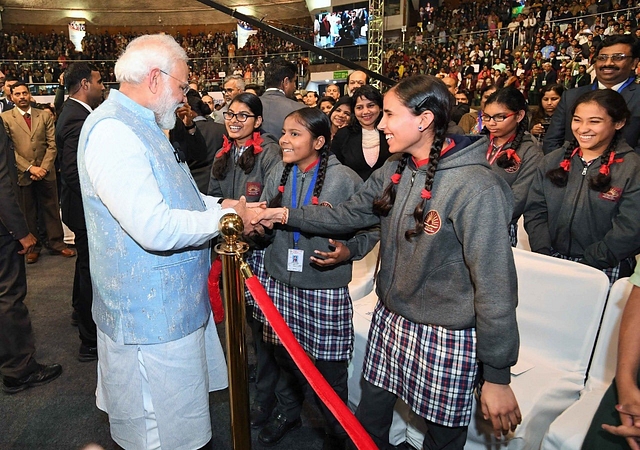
[56,62,104,362]
[259,58,305,137]
[0,121,62,394]
[0,76,17,113]
[543,35,640,154]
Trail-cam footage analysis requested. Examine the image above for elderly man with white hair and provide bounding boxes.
[77,34,259,450]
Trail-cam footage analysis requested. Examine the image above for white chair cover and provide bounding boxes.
[348,243,378,302]
[542,278,633,450]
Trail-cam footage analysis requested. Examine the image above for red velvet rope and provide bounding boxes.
[245,276,377,450]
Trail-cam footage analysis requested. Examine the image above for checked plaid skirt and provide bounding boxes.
[551,252,636,288]
[363,300,478,428]
[262,277,354,361]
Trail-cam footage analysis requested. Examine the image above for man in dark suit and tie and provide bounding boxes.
[0,120,62,394]
[259,58,305,137]
[56,62,104,362]
[1,82,75,264]
[543,35,640,154]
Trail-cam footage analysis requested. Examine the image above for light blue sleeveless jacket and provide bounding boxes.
[77,90,211,344]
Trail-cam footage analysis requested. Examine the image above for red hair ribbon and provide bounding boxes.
[421,189,432,200]
[246,131,264,155]
[311,196,319,205]
[278,185,285,193]
[216,135,233,158]
[391,173,401,184]
[560,147,581,172]
[505,149,521,164]
[599,151,623,176]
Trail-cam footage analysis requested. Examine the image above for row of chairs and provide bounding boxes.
[346,244,631,449]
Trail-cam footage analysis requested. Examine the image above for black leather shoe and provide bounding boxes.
[258,413,301,446]
[78,343,98,362]
[2,363,62,394]
[250,404,273,428]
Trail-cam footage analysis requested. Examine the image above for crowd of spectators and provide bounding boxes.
[1,0,640,101]
[385,0,640,106]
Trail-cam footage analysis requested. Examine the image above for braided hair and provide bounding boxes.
[268,108,332,208]
[211,93,263,180]
[371,75,452,241]
[484,87,529,170]
[546,90,630,190]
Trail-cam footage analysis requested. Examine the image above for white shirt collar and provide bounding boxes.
[70,97,93,112]
[598,79,628,91]
[17,106,32,116]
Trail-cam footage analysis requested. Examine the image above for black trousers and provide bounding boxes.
[273,345,348,436]
[68,226,96,347]
[354,379,468,450]
[247,306,278,409]
[0,234,38,379]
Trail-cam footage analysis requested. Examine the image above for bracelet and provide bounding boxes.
[280,207,289,225]
[185,122,196,130]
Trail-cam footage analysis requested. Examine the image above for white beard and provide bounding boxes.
[151,84,181,130]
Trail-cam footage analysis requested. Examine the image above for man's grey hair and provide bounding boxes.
[223,74,246,91]
[115,34,188,84]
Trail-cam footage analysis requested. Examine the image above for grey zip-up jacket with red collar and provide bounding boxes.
[524,140,640,269]
[286,135,519,384]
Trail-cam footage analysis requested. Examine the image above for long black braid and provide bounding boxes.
[268,163,294,208]
[372,155,410,216]
[589,132,620,192]
[496,117,528,170]
[406,131,446,240]
[546,139,578,187]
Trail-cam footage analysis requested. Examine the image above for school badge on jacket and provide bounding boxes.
[423,210,441,235]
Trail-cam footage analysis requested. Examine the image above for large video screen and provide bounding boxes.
[314,3,369,49]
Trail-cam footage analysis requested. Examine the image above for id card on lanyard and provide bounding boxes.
[287,163,319,272]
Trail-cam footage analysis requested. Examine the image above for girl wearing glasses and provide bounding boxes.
[525,89,640,286]
[483,86,543,246]
[207,92,282,429]
[254,75,521,448]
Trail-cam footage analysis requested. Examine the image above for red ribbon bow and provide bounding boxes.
[391,173,401,184]
[278,185,285,193]
[215,132,264,158]
[505,149,521,164]
[421,189,432,200]
[599,151,623,176]
[311,196,319,205]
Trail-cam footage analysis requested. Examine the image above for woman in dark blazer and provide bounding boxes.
[331,85,391,181]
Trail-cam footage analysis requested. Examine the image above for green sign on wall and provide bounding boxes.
[333,70,349,80]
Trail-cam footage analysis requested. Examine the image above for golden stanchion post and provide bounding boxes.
[216,213,251,449]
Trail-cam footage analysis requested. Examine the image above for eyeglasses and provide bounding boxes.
[159,69,190,96]
[594,53,631,62]
[481,112,517,123]
[223,111,256,122]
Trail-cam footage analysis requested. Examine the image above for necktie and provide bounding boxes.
[23,113,31,130]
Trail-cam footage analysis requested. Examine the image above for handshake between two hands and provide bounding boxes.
[222,196,286,236]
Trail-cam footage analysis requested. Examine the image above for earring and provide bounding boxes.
[418,126,423,131]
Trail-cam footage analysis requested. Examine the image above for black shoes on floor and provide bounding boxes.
[78,343,98,362]
[2,363,63,394]
[258,412,302,446]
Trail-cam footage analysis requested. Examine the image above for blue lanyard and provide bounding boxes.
[290,162,319,248]
[591,76,636,92]
[477,112,483,132]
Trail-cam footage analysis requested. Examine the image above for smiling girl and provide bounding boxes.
[206,92,282,429]
[483,86,543,245]
[254,75,521,448]
[525,89,640,285]
[256,108,372,448]
[331,85,391,180]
